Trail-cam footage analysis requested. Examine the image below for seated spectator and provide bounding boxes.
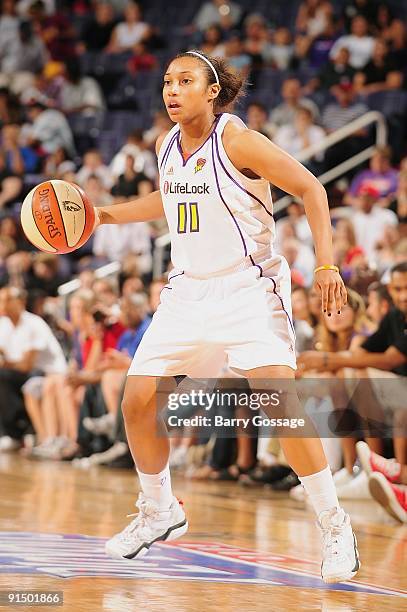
[281,236,315,287]
[19,62,64,109]
[306,47,355,93]
[298,264,407,505]
[109,129,157,181]
[111,154,153,199]
[17,0,55,16]
[295,0,333,38]
[1,122,39,175]
[299,262,407,375]
[93,208,152,274]
[23,99,75,156]
[0,235,16,283]
[77,1,116,54]
[192,0,242,33]
[274,106,326,164]
[245,102,273,140]
[221,34,251,79]
[0,87,22,125]
[306,15,340,70]
[322,83,369,133]
[342,0,377,31]
[389,169,407,225]
[142,110,173,149]
[0,215,29,251]
[0,151,23,209]
[329,15,374,70]
[242,13,270,67]
[385,19,407,71]
[82,174,114,208]
[348,185,398,262]
[76,149,113,190]
[265,27,294,70]
[353,38,403,94]
[269,77,319,134]
[200,25,224,56]
[321,83,369,169]
[291,286,317,352]
[43,146,75,178]
[106,1,150,54]
[24,253,65,297]
[0,20,48,94]
[83,292,151,437]
[27,0,76,62]
[345,146,399,207]
[366,281,392,326]
[92,278,120,310]
[333,217,358,262]
[127,41,157,75]
[59,58,105,117]
[0,286,67,450]
[31,288,124,459]
[0,0,19,50]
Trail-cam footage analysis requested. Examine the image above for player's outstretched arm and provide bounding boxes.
[95,190,165,227]
[94,132,169,228]
[225,127,346,314]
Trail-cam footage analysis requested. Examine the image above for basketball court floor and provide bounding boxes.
[0,453,405,611]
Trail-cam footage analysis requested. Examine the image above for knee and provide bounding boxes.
[121,392,148,422]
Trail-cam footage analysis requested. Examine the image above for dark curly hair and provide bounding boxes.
[169,50,246,112]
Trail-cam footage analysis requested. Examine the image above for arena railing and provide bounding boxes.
[152,110,387,277]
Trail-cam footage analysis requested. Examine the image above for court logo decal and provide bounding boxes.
[0,533,405,597]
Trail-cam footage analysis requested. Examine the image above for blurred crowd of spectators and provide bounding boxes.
[0,0,406,521]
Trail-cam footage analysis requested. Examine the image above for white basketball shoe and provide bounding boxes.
[318,507,360,583]
[105,493,188,560]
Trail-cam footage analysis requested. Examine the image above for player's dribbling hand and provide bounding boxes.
[313,269,347,316]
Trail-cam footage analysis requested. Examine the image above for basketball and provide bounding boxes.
[20,180,95,254]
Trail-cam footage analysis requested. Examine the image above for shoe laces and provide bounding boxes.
[119,494,163,544]
[319,509,348,562]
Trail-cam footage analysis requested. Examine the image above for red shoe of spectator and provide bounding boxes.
[356,441,401,483]
[368,472,407,523]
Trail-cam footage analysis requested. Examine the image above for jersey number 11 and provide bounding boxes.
[177,202,200,233]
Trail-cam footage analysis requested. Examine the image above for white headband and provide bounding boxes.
[186,51,219,85]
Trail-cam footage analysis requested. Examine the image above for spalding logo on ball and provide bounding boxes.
[21,180,95,254]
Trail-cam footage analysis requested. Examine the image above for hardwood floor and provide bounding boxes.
[0,453,406,611]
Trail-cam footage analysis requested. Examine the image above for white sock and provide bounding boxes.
[137,463,174,511]
[298,465,339,517]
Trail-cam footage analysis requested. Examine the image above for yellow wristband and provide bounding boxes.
[314,265,339,274]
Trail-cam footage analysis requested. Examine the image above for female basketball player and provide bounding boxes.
[94,51,360,583]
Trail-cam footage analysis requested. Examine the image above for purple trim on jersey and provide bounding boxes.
[211,135,248,257]
[249,255,263,277]
[160,131,179,171]
[177,114,222,167]
[269,275,296,338]
[168,271,185,282]
[213,132,273,219]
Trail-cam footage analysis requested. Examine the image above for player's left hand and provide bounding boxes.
[313,269,347,315]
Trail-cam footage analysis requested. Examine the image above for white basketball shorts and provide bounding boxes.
[128,254,297,377]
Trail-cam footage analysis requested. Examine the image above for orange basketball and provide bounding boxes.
[20,180,95,254]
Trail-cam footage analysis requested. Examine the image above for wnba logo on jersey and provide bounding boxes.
[163,181,210,195]
[194,158,206,173]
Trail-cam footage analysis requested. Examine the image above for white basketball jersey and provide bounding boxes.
[158,113,275,276]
